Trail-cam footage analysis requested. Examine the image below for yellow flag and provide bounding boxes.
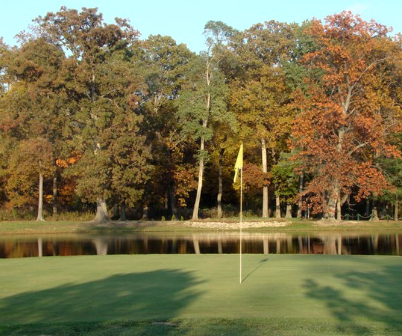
[233,143,243,183]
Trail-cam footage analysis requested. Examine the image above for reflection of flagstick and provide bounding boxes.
[240,165,243,284]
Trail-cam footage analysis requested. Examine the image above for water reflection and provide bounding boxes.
[0,232,401,258]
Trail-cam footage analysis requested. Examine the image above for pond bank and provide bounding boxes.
[1,218,402,235]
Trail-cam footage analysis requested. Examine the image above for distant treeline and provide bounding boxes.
[0,7,401,222]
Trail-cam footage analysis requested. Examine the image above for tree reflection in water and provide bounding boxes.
[0,232,401,258]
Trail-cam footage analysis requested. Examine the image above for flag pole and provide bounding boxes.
[233,142,243,284]
[240,163,243,284]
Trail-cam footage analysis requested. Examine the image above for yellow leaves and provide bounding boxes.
[56,151,83,168]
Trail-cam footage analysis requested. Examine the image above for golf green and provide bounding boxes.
[1,254,402,334]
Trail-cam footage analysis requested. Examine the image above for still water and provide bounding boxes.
[1,232,401,258]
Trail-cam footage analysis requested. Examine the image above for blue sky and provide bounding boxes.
[1,0,401,53]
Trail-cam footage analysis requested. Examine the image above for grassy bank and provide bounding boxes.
[1,218,402,235]
[1,254,402,335]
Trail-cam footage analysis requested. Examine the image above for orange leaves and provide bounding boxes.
[355,162,392,201]
[291,12,402,217]
[242,163,271,190]
[173,165,198,207]
[56,151,83,168]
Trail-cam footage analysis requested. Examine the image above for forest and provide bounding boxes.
[0,7,401,222]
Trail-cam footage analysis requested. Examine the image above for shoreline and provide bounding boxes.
[1,218,402,235]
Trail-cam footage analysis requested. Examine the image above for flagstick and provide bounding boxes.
[240,166,243,284]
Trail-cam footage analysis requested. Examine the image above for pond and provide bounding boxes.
[1,232,401,258]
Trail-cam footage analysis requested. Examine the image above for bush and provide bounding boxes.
[0,208,36,221]
[0,208,95,221]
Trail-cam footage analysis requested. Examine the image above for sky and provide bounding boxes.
[1,0,401,53]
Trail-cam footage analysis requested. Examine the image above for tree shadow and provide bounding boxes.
[303,261,402,335]
[0,269,203,329]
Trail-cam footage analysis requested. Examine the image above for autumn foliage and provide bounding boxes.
[0,8,402,221]
[291,12,402,219]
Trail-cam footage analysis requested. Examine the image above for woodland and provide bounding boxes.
[0,7,401,223]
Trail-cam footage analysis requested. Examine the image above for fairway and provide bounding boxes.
[1,254,402,335]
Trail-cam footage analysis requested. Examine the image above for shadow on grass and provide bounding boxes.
[0,269,203,329]
[243,258,269,282]
[304,261,402,335]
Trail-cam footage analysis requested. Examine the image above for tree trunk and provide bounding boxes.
[217,150,223,219]
[372,202,379,221]
[297,172,304,218]
[52,176,57,216]
[365,198,370,217]
[94,198,109,223]
[395,194,399,221]
[261,139,269,218]
[165,191,169,210]
[141,205,149,220]
[119,202,126,221]
[326,196,337,220]
[336,193,342,221]
[112,204,119,219]
[192,135,205,220]
[192,55,212,221]
[168,183,176,218]
[285,203,292,218]
[36,172,45,221]
[275,194,281,218]
[326,184,340,221]
[381,201,386,219]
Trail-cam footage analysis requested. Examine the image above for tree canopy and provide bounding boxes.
[0,8,401,222]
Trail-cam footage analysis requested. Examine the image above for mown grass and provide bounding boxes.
[2,218,402,235]
[1,254,402,335]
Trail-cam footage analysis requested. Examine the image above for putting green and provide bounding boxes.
[1,254,401,330]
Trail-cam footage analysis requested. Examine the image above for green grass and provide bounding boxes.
[0,220,90,235]
[1,254,402,335]
[2,218,402,236]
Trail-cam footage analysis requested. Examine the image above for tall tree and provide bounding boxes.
[176,21,236,220]
[229,21,295,218]
[138,35,195,218]
[0,38,67,220]
[204,21,239,219]
[291,12,402,220]
[34,7,149,222]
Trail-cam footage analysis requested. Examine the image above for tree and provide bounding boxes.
[176,21,236,220]
[271,152,300,218]
[137,35,195,218]
[7,139,53,220]
[0,38,67,220]
[291,12,402,220]
[229,21,295,218]
[203,21,239,219]
[35,7,149,222]
[378,132,402,220]
[108,107,153,220]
